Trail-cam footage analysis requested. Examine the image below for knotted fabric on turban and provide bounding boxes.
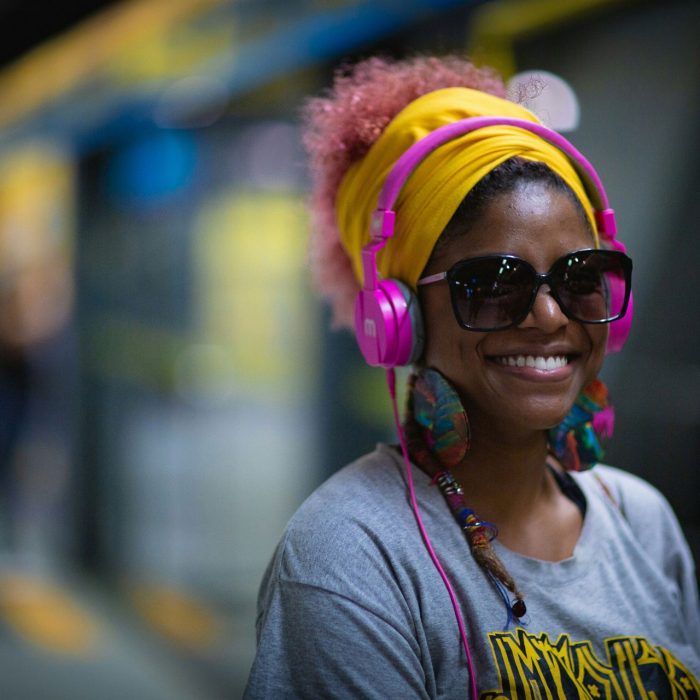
[335,87,597,290]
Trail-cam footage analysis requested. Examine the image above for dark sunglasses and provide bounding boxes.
[417,248,632,331]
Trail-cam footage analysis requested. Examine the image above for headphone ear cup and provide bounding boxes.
[606,290,633,354]
[602,239,632,354]
[354,279,423,368]
[393,279,424,365]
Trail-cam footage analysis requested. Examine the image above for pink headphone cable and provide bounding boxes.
[386,368,478,700]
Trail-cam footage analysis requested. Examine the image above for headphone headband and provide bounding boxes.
[375,116,617,241]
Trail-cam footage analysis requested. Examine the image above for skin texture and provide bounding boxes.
[419,181,607,560]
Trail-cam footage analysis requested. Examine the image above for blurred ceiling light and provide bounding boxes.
[153,75,229,129]
[506,69,580,132]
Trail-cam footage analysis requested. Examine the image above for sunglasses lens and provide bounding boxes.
[553,250,629,322]
[450,257,534,330]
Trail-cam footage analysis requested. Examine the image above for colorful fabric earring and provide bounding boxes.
[411,367,470,469]
[548,378,615,471]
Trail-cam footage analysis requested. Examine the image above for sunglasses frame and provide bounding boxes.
[417,248,633,332]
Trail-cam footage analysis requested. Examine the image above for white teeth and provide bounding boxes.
[495,355,568,370]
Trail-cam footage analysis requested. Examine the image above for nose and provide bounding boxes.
[519,284,569,333]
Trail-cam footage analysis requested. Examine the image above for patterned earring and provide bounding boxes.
[548,378,615,471]
[411,367,470,469]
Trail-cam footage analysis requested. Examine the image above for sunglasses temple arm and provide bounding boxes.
[417,271,448,286]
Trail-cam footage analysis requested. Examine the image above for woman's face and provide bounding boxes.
[419,181,607,437]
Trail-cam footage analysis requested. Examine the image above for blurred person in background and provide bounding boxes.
[0,212,74,555]
[244,55,700,698]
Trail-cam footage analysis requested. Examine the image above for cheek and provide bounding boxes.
[586,324,608,377]
[422,318,458,369]
[422,314,485,384]
[422,313,470,377]
[420,292,456,366]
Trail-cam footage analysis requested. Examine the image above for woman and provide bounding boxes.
[244,56,700,699]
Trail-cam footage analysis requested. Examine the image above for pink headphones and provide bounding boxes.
[354,116,633,368]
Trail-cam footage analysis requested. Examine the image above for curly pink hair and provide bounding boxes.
[301,55,506,328]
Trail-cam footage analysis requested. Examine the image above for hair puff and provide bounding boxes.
[301,55,506,328]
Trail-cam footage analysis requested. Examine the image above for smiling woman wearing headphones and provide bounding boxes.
[244,56,700,699]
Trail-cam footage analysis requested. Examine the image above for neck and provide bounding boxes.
[450,417,553,529]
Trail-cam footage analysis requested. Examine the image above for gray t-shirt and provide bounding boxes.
[245,444,700,699]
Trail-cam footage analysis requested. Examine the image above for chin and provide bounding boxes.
[514,397,577,432]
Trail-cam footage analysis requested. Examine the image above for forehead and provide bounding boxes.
[433,181,595,271]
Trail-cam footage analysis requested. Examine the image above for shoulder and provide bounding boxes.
[263,444,419,594]
[247,447,438,699]
[574,464,693,578]
[286,443,412,543]
[254,444,433,649]
[580,464,674,524]
[295,443,407,516]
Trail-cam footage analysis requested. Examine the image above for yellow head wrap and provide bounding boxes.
[336,87,597,289]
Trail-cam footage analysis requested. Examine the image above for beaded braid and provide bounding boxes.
[404,371,526,623]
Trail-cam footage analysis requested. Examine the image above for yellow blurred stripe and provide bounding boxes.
[0,574,99,654]
[0,0,223,128]
[128,583,218,650]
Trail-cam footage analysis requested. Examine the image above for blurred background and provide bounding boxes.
[0,0,696,697]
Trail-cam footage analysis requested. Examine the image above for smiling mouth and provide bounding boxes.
[490,354,571,370]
